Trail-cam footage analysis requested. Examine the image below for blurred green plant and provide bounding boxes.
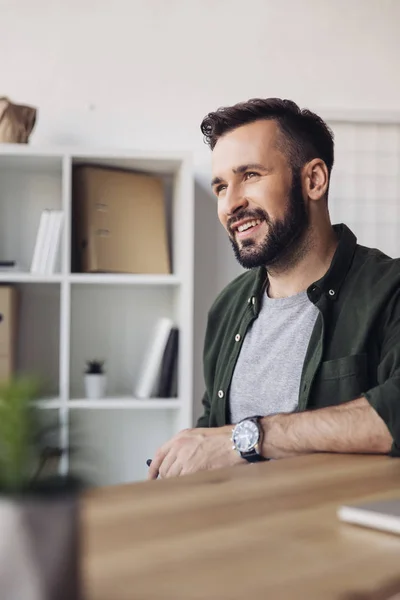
[0,375,70,494]
[0,376,40,492]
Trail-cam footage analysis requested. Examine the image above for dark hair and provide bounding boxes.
[200,97,334,178]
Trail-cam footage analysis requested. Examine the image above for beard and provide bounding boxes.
[227,171,309,271]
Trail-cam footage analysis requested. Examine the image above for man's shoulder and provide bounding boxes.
[355,243,400,276]
[350,243,400,297]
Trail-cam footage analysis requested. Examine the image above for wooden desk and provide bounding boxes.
[82,454,400,600]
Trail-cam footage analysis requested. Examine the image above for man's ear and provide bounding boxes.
[303,158,329,202]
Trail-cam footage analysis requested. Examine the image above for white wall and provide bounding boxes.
[1,0,400,424]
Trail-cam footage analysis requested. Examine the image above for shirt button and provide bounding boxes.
[218,390,224,399]
[251,297,256,305]
[329,289,335,296]
[235,334,241,342]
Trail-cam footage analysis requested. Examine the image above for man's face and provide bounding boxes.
[211,120,309,269]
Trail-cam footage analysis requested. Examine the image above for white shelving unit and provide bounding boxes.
[0,144,194,485]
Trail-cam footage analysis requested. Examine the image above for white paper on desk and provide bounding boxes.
[338,498,400,535]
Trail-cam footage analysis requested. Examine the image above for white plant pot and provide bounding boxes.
[0,490,81,600]
[84,374,107,399]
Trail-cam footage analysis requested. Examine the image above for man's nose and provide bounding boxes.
[224,186,249,217]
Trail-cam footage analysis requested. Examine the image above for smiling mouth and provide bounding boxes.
[233,219,264,239]
[236,219,262,233]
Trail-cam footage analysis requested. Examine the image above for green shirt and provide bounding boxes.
[196,224,400,457]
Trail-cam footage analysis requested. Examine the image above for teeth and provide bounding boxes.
[238,219,261,233]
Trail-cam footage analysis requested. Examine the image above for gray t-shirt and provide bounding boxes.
[229,289,319,424]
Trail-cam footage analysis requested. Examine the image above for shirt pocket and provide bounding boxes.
[312,353,368,407]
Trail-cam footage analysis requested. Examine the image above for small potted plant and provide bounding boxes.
[84,359,106,399]
[0,375,84,599]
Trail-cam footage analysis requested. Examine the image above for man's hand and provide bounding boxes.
[147,426,244,480]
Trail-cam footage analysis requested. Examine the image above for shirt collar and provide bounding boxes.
[251,223,357,311]
[308,223,357,304]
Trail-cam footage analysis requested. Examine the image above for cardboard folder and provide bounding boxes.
[0,286,17,381]
[72,165,171,274]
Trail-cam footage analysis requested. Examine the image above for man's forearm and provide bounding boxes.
[260,397,392,459]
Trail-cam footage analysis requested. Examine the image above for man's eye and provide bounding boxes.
[216,184,227,195]
[244,171,259,180]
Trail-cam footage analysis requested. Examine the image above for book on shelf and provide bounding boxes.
[0,261,19,272]
[157,327,179,398]
[31,209,64,274]
[134,317,179,399]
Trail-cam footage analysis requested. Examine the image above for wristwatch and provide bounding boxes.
[231,416,268,463]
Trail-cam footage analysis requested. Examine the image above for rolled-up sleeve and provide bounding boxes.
[364,295,400,456]
[196,391,211,428]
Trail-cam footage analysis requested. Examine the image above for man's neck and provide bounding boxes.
[266,225,338,299]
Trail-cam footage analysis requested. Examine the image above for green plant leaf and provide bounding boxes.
[0,376,41,492]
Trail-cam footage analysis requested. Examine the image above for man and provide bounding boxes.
[148,97,400,480]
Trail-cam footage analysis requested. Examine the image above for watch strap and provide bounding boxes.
[241,448,268,463]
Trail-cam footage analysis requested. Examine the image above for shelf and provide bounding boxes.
[69,274,180,285]
[67,398,181,409]
[0,273,180,285]
[0,145,190,174]
[72,151,189,175]
[35,397,182,410]
[0,146,63,172]
[0,273,63,284]
[34,398,62,409]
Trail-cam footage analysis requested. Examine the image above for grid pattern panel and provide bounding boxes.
[328,122,400,258]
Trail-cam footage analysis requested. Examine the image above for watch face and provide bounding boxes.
[232,419,259,453]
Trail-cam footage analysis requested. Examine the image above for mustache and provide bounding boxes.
[227,208,268,235]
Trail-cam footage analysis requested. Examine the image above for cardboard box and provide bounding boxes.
[72,165,171,274]
[0,286,18,381]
